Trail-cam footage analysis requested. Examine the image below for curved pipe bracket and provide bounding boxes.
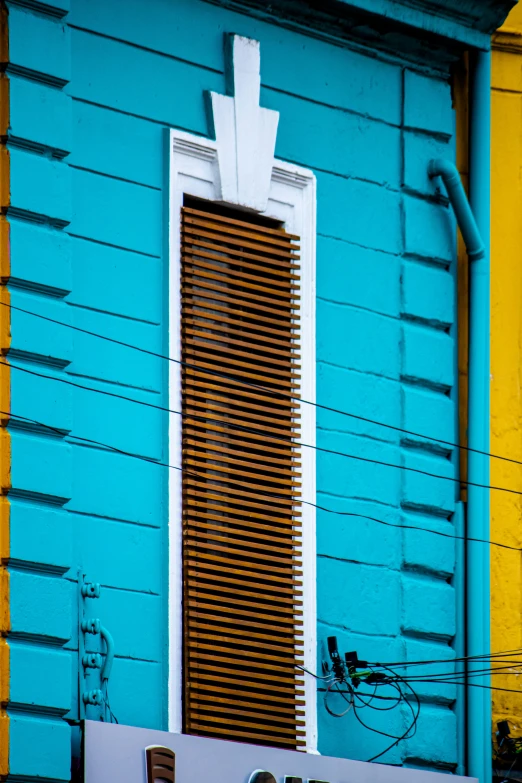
[428,158,485,262]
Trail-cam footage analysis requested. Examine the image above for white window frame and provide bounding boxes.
[167,127,317,752]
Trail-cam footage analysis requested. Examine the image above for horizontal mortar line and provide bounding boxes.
[8,488,69,509]
[400,312,452,333]
[400,440,454,459]
[70,93,214,134]
[66,507,161,530]
[8,277,70,300]
[6,134,69,160]
[9,0,68,18]
[317,296,398,321]
[67,227,161,262]
[283,157,400,190]
[400,628,454,644]
[318,359,398,384]
[66,231,161,260]
[317,231,401,257]
[68,162,161,192]
[316,620,397,639]
[64,437,163,464]
[8,631,70,648]
[7,351,70,373]
[8,417,69,440]
[317,425,395,445]
[64,370,161,396]
[317,424,397,444]
[400,376,455,400]
[317,490,399,510]
[317,552,397,570]
[402,563,454,581]
[7,560,69,577]
[400,502,453,521]
[401,251,452,269]
[402,124,452,142]
[6,206,69,230]
[400,438,452,459]
[7,705,69,721]
[265,82,403,130]
[400,373,452,395]
[63,575,160,597]
[317,234,401,260]
[5,62,68,90]
[67,300,160,328]
[400,505,456,525]
[68,22,223,73]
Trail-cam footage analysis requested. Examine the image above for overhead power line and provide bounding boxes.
[2,358,522,505]
[2,406,522,553]
[0,300,519,468]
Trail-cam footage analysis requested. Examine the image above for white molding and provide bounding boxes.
[168,127,317,749]
[210,35,279,212]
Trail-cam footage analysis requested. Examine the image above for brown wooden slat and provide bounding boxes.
[188,621,304,646]
[182,213,300,249]
[185,558,303,587]
[193,692,305,716]
[187,723,306,747]
[182,206,300,241]
[182,225,300,260]
[183,327,301,362]
[188,681,305,706]
[185,308,301,342]
[182,359,301,390]
[182,246,300,280]
[183,257,301,293]
[182,202,303,750]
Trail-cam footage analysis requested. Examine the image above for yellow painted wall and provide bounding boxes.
[491,2,522,736]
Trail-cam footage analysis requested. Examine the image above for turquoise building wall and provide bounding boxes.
[1,0,470,778]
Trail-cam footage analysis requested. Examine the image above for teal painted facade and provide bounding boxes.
[0,0,515,780]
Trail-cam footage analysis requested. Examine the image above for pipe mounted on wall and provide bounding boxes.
[428,48,491,782]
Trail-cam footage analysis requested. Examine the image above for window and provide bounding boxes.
[180,198,304,747]
[168,34,316,752]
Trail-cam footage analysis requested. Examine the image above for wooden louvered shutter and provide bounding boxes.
[180,200,305,749]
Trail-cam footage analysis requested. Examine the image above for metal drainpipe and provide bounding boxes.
[467,48,491,783]
[428,47,491,781]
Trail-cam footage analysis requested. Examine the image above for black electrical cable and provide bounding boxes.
[362,673,421,763]
[389,663,522,682]
[3,358,521,500]
[1,299,521,469]
[3,401,522,554]
[5,403,522,561]
[324,680,354,718]
[370,646,522,669]
[385,679,522,694]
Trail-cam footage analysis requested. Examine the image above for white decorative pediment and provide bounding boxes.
[210,35,279,212]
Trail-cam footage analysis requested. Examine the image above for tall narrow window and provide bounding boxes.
[180,198,305,749]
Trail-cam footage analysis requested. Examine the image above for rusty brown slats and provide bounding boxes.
[181,203,304,750]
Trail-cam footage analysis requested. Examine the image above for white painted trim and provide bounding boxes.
[210,35,279,212]
[167,128,317,751]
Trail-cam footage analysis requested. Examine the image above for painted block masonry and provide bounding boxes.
[0,0,474,778]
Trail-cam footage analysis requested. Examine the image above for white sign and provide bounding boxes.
[84,721,476,783]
